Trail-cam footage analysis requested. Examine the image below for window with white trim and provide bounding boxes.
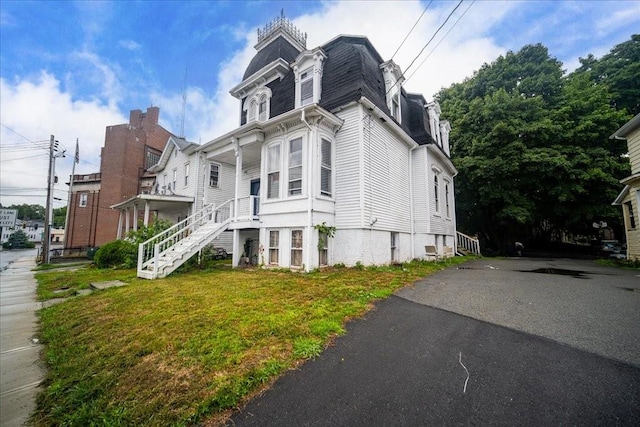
[172,168,177,191]
[391,232,398,262]
[300,68,313,106]
[318,232,328,266]
[269,230,279,265]
[288,137,303,196]
[626,201,636,229]
[391,94,400,121]
[209,163,220,188]
[434,174,440,214]
[267,144,280,199]
[248,99,257,121]
[79,193,88,207]
[291,229,303,267]
[445,182,450,218]
[184,162,190,187]
[258,95,267,121]
[320,138,332,197]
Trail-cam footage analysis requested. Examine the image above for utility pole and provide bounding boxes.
[43,135,55,264]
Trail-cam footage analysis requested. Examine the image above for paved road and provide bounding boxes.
[230,258,640,426]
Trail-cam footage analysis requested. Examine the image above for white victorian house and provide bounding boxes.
[113,14,478,279]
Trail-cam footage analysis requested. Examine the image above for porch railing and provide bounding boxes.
[137,200,233,277]
[236,195,260,220]
[456,231,481,256]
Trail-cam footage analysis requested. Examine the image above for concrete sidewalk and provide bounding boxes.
[0,256,46,427]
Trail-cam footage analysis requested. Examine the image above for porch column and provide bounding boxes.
[125,208,130,235]
[233,138,241,222]
[133,204,138,231]
[143,201,150,227]
[232,229,241,268]
[116,210,123,239]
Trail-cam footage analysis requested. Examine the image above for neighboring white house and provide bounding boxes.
[1,220,45,244]
[114,13,470,278]
[612,112,640,261]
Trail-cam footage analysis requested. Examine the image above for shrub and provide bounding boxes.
[93,240,137,269]
[2,229,35,249]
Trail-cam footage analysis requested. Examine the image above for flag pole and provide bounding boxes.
[63,139,79,252]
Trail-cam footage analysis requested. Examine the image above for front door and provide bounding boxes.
[250,179,260,217]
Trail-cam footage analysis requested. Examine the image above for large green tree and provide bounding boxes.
[437,41,631,254]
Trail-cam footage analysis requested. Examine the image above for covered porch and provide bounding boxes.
[111,194,194,239]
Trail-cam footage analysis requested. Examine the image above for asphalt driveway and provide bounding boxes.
[229,258,640,426]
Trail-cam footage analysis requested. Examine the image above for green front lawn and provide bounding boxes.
[33,258,469,426]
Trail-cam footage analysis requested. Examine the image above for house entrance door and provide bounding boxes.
[250,179,260,217]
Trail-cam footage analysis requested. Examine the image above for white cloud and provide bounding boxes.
[0,72,125,208]
[191,0,512,143]
[119,39,142,51]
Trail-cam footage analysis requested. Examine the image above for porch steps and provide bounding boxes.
[137,201,233,279]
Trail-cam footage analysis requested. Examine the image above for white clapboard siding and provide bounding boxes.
[412,147,429,234]
[335,105,363,229]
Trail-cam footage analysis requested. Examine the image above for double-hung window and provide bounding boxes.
[300,69,313,106]
[269,230,279,265]
[445,183,450,218]
[258,96,267,121]
[320,138,332,197]
[291,230,303,267]
[172,169,177,191]
[319,232,328,266]
[184,162,190,187]
[434,175,440,214]
[209,163,220,188]
[267,144,280,199]
[627,201,636,229]
[248,99,257,122]
[288,138,303,196]
[79,193,88,207]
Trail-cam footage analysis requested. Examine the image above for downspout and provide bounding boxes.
[301,108,314,271]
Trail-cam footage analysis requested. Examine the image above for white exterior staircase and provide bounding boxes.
[137,200,233,279]
[456,231,481,256]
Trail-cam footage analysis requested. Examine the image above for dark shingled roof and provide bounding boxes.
[239,34,438,147]
[243,37,301,80]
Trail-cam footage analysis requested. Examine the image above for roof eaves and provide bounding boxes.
[610,113,640,139]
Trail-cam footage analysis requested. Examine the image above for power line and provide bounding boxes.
[402,0,465,80]
[391,1,433,60]
[0,153,49,162]
[0,123,50,152]
[405,0,476,84]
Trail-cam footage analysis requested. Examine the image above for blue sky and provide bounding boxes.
[1,0,638,208]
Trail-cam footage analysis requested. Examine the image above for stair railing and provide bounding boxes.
[456,231,481,255]
[137,200,233,277]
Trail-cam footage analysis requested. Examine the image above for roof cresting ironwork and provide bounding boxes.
[257,9,307,49]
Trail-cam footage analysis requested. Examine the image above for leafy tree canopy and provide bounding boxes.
[437,38,633,254]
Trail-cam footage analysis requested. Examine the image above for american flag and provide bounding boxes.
[74,140,79,164]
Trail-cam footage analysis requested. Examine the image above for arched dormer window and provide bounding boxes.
[259,95,267,121]
[248,99,257,122]
[243,87,272,123]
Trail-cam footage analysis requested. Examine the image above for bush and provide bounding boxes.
[94,240,137,269]
[2,230,35,249]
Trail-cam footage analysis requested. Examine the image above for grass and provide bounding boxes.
[32,257,470,426]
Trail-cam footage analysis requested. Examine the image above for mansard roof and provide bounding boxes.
[243,36,300,80]
[238,32,445,150]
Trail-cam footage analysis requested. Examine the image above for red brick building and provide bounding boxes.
[65,107,172,250]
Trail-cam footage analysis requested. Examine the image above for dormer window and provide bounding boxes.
[259,96,268,121]
[293,48,326,108]
[380,60,404,123]
[243,87,272,123]
[300,69,313,106]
